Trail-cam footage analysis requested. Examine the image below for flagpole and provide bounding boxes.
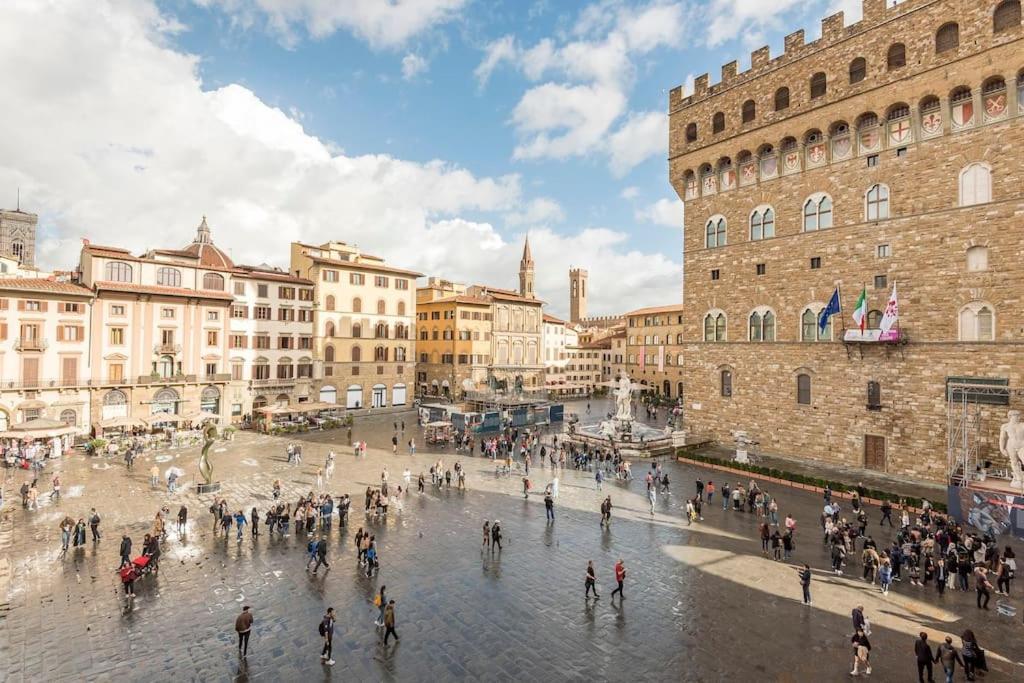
[838,282,845,338]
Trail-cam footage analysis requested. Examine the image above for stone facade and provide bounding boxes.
[569,268,588,323]
[290,241,419,412]
[0,209,37,267]
[415,280,492,398]
[669,0,1024,481]
[624,305,686,399]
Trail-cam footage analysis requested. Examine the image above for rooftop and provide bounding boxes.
[92,280,235,301]
[626,304,685,317]
[0,278,94,297]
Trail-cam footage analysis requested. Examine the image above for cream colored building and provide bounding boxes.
[290,241,420,410]
[415,278,492,398]
[0,275,94,433]
[228,264,315,421]
[79,219,234,428]
[468,284,544,392]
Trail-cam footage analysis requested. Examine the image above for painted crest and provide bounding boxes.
[921,111,942,136]
[984,93,1007,119]
[760,156,777,179]
[859,129,880,152]
[783,152,800,172]
[807,143,826,165]
[721,169,736,190]
[684,178,697,200]
[889,119,911,145]
[951,101,974,129]
[740,163,757,185]
[831,136,851,160]
[702,175,717,195]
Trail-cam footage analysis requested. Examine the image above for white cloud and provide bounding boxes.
[401,53,428,81]
[607,110,665,177]
[474,34,517,87]
[704,0,805,47]
[512,83,626,161]
[504,198,565,227]
[620,186,639,199]
[0,0,679,317]
[198,0,468,48]
[636,197,683,228]
[480,1,684,173]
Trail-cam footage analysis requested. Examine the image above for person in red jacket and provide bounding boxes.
[611,559,626,600]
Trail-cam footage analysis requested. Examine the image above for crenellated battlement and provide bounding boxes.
[669,0,929,111]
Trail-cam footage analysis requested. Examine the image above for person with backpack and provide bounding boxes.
[311,538,330,574]
[383,600,399,645]
[318,608,336,665]
[374,586,387,626]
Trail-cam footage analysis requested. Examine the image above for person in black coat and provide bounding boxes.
[119,534,132,568]
[914,632,935,683]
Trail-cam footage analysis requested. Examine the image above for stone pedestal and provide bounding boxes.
[671,430,687,448]
[734,449,749,464]
[196,482,222,495]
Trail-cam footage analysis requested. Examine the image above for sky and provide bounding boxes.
[0,0,861,317]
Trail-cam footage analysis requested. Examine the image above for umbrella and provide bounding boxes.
[165,466,185,480]
[182,411,220,423]
[144,413,187,425]
[10,417,66,431]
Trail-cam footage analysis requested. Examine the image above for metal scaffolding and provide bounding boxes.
[945,381,1016,486]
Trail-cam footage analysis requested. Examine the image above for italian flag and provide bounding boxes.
[852,286,868,332]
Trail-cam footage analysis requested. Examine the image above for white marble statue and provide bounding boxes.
[998,409,1024,490]
[614,370,633,422]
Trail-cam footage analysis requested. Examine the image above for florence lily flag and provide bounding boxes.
[852,286,868,332]
[879,282,899,333]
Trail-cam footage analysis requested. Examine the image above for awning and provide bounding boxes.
[10,417,66,431]
[257,401,341,416]
[182,411,221,423]
[144,413,188,425]
[0,420,79,439]
[98,416,147,430]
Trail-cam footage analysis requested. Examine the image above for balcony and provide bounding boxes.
[153,343,182,355]
[1,377,86,390]
[204,373,232,382]
[136,373,198,385]
[250,377,296,388]
[14,337,48,352]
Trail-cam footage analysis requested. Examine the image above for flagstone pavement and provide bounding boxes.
[0,400,1021,681]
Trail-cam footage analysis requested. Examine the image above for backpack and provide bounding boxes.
[318,619,327,637]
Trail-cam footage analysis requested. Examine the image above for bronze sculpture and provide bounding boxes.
[198,421,218,485]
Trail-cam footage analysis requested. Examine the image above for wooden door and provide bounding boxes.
[61,357,78,386]
[22,357,39,387]
[864,435,886,471]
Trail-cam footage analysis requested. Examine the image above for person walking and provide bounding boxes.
[89,508,101,542]
[799,564,812,605]
[311,538,330,574]
[584,560,600,599]
[50,474,61,502]
[383,600,399,645]
[491,520,503,551]
[610,559,626,600]
[914,632,935,683]
[177,505,188,533]
[851,628,872,676]
[59,517,74,553]
[234,510,247,541]
[600,496,612,528]
[595,468,603,490]
[250,507,259,538]
[119,533,132,568]
[149,464,160,489]
[936,636,963,683]
[319,608,336,665]
[648,486,656,516]
[235,606,253,658]
[975,566,993,609]
[482,521,490,549]
[374,586,387,626]
[880,499,893,527]
[544,491,555,521]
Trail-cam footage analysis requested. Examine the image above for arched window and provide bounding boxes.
[748,309,775,342]
[959,303,995,341]
[325,321,336,337]
[675,333,684,344]
[685,122,697,142]
[324,345,335,362]
[397,301,406,316]
[865,184,890,220]
[703,312,726,341]
[705,216,726,248]
[105,261,133,282]
[959,163,992,206]
[774,87,790,111]
[712,111,725,133]
[375,322,388,338]
[796,373,811,405]
[935,22,959,53]
[352,346,362,362]
[352,297,362,313]
[352,322,362,338]
[887,43,906,70]
[994,1,1021,33]
[741,99,756,123]
[849,57,867,84]
[156,267,181,287]
[60,409,77,426]
[103,389,128,406]
[395,347,407,362]
[867,309,883,329]
[802,193,833,231]
[325,295,335,311]
[801,307,831,342]
[749,206,775,241]
[374,347,387,362]
[377,299,386,315]
[967,245,989,272]
[203,273,224,291]
[10,240,24,261]
[719,369,732,397]
[809,72,827,99]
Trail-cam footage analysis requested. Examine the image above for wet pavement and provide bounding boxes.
[1,398,1022,682]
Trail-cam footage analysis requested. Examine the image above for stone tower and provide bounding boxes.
[569,267,588,323]
[0,208,37,267]
[518,235,535,298]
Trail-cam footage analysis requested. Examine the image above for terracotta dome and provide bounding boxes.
[181,216,234,269]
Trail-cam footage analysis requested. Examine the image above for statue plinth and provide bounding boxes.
[196,481,222,495]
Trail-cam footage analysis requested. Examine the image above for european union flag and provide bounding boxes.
[819,287,841,333]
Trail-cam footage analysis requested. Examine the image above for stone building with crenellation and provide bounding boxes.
[669,0,1024,482]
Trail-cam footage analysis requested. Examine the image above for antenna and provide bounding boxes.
[16,187,20,211]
